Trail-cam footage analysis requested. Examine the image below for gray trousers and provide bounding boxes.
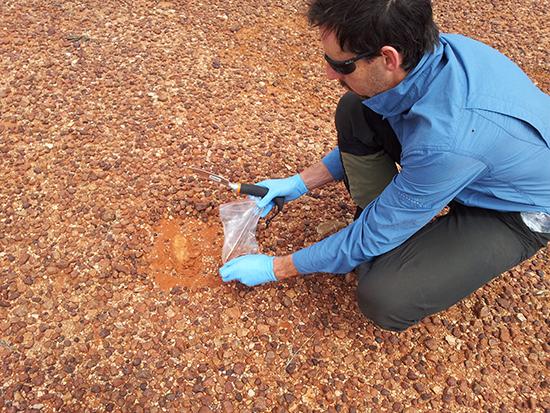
[336,92,550,331]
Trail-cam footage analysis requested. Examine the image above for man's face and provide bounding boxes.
[320,29,394,99]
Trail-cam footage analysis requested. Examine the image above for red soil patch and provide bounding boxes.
[146,218,223,290]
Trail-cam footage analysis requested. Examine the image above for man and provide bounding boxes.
[219,0,550,331]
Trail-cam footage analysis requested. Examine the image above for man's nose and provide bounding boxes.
[325,63,343,80]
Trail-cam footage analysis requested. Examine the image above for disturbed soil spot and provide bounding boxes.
[146,218,223,290]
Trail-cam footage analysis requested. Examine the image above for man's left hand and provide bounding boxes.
[220,255,278,287]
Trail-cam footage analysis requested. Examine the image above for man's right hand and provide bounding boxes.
[256,174,308,217]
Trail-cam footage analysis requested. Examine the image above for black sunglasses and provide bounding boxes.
[324,51,379,75]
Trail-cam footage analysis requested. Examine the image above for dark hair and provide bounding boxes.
[307,0,439,71]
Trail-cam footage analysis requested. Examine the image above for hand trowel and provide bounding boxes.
[187,167,284,226]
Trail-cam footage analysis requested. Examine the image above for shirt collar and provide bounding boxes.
[363,39,445,118]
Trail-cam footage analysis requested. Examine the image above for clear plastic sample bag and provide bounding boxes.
[219,199,262,263]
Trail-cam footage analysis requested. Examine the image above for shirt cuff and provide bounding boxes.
[321,148,345,181]
[292,247,319,274]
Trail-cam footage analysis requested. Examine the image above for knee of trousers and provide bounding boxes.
[356,266,423,332]
[335,91,365,133]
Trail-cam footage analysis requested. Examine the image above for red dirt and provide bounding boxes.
[0,0,548,411]
[146,218,223,290]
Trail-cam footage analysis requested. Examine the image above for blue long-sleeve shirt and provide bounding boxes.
[293,34,550,275]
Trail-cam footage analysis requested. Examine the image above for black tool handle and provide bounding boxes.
[239,184,284,212]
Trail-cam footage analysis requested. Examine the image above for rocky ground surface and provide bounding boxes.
[1,0,549,412]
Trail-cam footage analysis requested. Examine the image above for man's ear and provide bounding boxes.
[380,46,403,71]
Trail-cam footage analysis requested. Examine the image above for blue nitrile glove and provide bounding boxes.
[256,174,308,218]
[220,255,277,287]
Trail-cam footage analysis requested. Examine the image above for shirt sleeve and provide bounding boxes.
[321,148,345,181]
[293,150,487,274]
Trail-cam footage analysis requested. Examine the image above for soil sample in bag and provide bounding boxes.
[146,217,223,290]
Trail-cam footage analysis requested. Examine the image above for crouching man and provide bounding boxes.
[220,0,550,331]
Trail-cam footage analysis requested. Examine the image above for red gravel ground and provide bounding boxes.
[1,0,549,412]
